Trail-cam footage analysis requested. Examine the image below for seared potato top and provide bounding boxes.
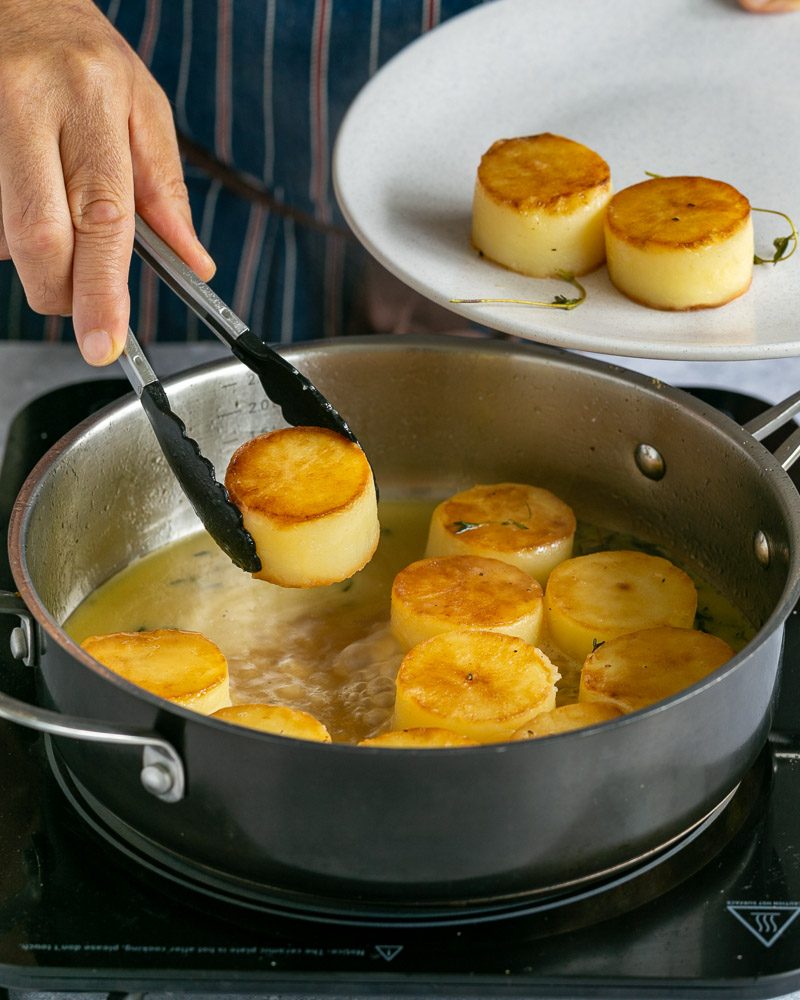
[580,625,734,713]
[431,483,576,553]
[225,426,372,523]
[605,175,751,249]
[392,554,542,629]
[82,628,229,710]
[477,132,611,212]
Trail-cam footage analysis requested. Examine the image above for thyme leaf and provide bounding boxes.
[451,519,529,534]
[452,520,481,533]
[694,606,713,634]
[773,236,792,261]
[751,206,796,266]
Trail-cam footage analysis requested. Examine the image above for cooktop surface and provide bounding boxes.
[3,379,800,998]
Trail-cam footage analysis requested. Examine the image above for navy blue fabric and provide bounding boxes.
[0,0,488,346]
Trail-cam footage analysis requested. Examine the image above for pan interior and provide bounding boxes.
[16,337,799,636]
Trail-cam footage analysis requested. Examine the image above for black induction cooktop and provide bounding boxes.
[3,379,800,998]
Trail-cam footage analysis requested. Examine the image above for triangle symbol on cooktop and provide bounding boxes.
[727,903,800,947]
[375,944,404,962]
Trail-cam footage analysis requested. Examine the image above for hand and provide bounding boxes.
[738,0,800,10]
[0,0,215,365]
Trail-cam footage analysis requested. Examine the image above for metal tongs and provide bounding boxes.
[118,216,358,575]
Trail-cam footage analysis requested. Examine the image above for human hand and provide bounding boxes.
[0,0,215,365]
[738,0,800,11]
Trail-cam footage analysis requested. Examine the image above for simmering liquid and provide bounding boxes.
[66,500,755,744]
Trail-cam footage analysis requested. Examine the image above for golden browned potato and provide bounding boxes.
[579,625,734,713]
[472,132,612,277]
[512,702,623,739]
[390,554,543,650]
[224,426,379,588]
[211,703,332,742]
[393,629,560,743]
[358,727,479,748]
[604,176,753,310]
[425,483,576,585]
[81,628,231,714]
[544,549,697,664]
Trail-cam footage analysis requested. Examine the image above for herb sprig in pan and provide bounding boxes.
[451,519,529,534]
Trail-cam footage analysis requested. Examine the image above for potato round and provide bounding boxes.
[212,703,332,742]
[544,549,697,664]
[394,630,560,743]
[579,625,734,713]
[81,628,230,714]
[604,176,753,310]
[513,702,622,739]
[358,728,479,748]
[472,132,612,277]
[225,426,379,588]
[425,482,576,585]
[390,554,543,650]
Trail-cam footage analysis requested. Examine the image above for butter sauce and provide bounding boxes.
[66,501,755,744]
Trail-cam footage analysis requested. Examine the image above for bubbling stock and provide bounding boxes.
[66,500,754,744]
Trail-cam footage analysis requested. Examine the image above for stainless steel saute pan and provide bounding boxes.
[2,335,800,919]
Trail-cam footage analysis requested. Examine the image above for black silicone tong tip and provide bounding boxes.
[139,383,261,573]
[231,331,357,441]
[231,334,378,498]
[119,329,261,574]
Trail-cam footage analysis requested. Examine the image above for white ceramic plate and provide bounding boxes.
[334,0,800,360]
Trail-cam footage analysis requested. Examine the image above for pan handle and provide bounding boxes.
[744,389,800,471]
[0,591,185,803]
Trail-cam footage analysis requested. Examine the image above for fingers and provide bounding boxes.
[739,0,800,9]
[60,77,135,365]
[131,81,215,281]
[0,39,134,365]
[0,120,75,317]
[0,3,213,366]
[0,206,8,259]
